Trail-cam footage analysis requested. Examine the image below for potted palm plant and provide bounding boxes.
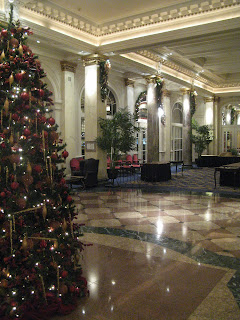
[96,108,138,179]
[191,118,213,166]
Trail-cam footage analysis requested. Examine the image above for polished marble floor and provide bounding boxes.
[54,189,240,320]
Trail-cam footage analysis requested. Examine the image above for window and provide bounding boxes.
[106,89,116,116]
[221,103,240,154]
[171,103,183,161]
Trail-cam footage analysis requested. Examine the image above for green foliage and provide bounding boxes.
[99,60,110,102]
[156,78,163,108]
[96,108,138,163]
[229,148,238,156]
[191,119,213,158]
[190,90,197,116]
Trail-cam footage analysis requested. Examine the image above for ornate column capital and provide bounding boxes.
[204,96,220,103]
[180,88,190,95]
[82,53,108,66]
[145,75,163,84]
[60,61,77,73]
[162,89,170,97]
[204,96,214,103]
[124,78,134,87]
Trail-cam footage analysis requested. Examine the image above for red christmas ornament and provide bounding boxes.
[60,178,66,185]
[66,195,72,203]
[40,116,46,123]
[9,154,20,164]
[15,73,23,82]
[16,198,27,209]
[61,270,68,278]
[51,153,58,161]
[69,285,75,293]
[11,182,19,190]
[22,45,28,52]
[10,28,16,34]
[44,131,48,138]
[24,104,30,110]
[47,117,55,126]
[32,133,39,139]
[33,165,42,174]
[39,89,44,97]
[12,113,19,121]
[62,150,69,159]
[0,192,6,198]
[1,29,8,38]
[23,128,31,136]
[1,142,6,148]
[21,92,29,101]
[9,38,19,48]
[40,240,47,248]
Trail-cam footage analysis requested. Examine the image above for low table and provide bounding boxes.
[214,163,240,189]
[141,162,171,182]
[65,175,85,188]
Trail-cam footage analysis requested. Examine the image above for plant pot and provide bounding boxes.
[107,168,118,180]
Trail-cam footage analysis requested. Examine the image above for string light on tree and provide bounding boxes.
[0,3,88,319]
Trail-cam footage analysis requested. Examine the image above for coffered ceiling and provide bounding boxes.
[2,0,240,95]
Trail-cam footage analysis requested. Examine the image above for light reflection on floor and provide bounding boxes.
[52,189,240,320]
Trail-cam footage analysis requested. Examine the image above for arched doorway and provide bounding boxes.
[135,92,147,163]
[171,102,183,161]
[221,104,240,154]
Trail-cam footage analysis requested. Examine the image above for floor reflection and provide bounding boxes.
[52,189,240,319]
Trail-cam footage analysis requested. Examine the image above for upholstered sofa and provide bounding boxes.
[69,157,99,187]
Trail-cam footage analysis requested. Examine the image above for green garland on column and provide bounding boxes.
[156,78,165,125]
[156,78,163,108]
[99,60,111,102]
[190,89,197,116]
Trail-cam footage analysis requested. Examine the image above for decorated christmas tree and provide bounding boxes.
[0,5,87,320]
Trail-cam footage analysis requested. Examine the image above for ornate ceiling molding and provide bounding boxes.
[21,0,240,37]
[136,49,217,87]
[136,49,240,90]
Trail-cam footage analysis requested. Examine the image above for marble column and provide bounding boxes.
[146,75,161,163]
[82,54,108,180]
[205,97,214,155]
[213,96,220,155]
[60,61,77,174]
[181,88,192,166]
[162,89,171,162]
[124,78,135,115]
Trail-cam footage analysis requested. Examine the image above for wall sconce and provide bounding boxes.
[158,106,165,125]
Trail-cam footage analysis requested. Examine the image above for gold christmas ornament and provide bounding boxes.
[9,133,14,146]
[42,205,47,220]
[22,235,28,251]
[26,161,32,175]
[0,50,5,61]
[62,218,67,232]
[53,240,58,249]
[3,98,9,115]
[9,73,14,87]
[18,44,23,55]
